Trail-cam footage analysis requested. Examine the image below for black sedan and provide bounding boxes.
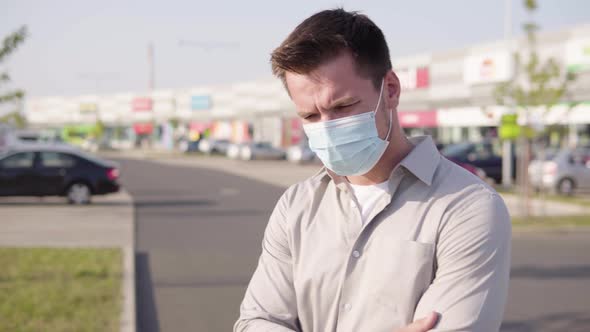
[0,146,120,204]
[441,141,516,184]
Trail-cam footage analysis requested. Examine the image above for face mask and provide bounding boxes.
[303,79,393,176]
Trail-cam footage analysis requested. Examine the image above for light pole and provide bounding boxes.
[502,0,514,188]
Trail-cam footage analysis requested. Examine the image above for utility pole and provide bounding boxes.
[502,0,514,188]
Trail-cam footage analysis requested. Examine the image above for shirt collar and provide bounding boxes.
[399,136,440,186]
[313,135,440,188]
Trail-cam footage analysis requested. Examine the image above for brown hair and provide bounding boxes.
[271,8,392,90]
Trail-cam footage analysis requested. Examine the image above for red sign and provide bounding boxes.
[398,67,430,90]
[132,98,153,112]
[416,67,429,88]
[133,123,154,135]
[189,122,210,132]
[398,110,438,128]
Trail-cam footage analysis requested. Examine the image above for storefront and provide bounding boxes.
[131,97,154,148]
[398,110,440,139]
[437,106,504,144]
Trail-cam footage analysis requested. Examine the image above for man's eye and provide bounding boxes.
[304,114,318,120]
[335,102,358,110]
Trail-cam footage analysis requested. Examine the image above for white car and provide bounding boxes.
[240,142,286,161]
[227,143,246,159]
[286,144,317,164]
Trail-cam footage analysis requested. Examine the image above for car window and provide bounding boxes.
[441,143,471,157]
[0,152,35,169]
[535,149,558,161]
[40,152,77,168]
[474,143,493,159]
[568,149,590,165]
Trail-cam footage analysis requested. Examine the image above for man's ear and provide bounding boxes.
[384,70,400,107]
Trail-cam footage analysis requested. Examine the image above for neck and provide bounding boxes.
[346,132,413,186]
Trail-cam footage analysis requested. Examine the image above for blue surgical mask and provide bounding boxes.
[303,79,393,176]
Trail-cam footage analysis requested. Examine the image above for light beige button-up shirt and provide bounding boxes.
[235,136,512,332]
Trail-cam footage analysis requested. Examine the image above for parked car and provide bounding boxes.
[0,146,120,204]
[528,148,590,195]
[240,142,286,160]
[452,160,489,182]
[198,139,231,155]
[178,139,201,153]
[441,141,515,183]
[286,144,318,164]
[227,143,247,159]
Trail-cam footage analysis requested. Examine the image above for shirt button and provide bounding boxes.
[343,303,352,311]
[352,250,361,258]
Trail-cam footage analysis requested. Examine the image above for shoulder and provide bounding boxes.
[429,157,510,238]
[278,167,330,207]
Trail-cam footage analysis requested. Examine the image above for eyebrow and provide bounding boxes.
[296,96,359,118]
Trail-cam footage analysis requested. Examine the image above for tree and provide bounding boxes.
[494,0,577,216]
[0,111,27,128]
[0,26,28,128]
[93,119,105,140]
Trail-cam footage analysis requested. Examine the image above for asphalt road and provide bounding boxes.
[118,158,284,332]
[502,231,590,331]
[118,158,590,332]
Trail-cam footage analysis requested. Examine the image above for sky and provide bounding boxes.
[2,0,590,98]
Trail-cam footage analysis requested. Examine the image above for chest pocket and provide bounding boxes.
[367,239,435,327]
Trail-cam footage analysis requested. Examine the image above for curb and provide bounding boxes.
[121,191,137,332]
[512,225,590,234]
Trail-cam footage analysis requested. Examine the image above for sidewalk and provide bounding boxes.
[501,194,590,217]
[0,191,136,332]
[105,151,590,220]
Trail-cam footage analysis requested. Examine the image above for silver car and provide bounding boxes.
[529,148,590,195]
[240,142,286,161]
[286,144,317,164]
[198,139,231,155]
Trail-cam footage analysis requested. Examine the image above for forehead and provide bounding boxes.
[285,52,374,104]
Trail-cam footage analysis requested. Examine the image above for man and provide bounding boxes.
[235,8,511,332]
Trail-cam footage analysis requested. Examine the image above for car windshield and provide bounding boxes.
[534,149,559,161]
[441,143,471,157]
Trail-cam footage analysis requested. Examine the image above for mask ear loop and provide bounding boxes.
[372,79,385,117]
[384,107,393,142]
[374,78,393,142]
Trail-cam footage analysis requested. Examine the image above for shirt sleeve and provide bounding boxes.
[234,188,299,332]
[413,190,512,331]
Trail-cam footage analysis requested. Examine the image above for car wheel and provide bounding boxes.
[67,182,92,205]
[557,178,575,196]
